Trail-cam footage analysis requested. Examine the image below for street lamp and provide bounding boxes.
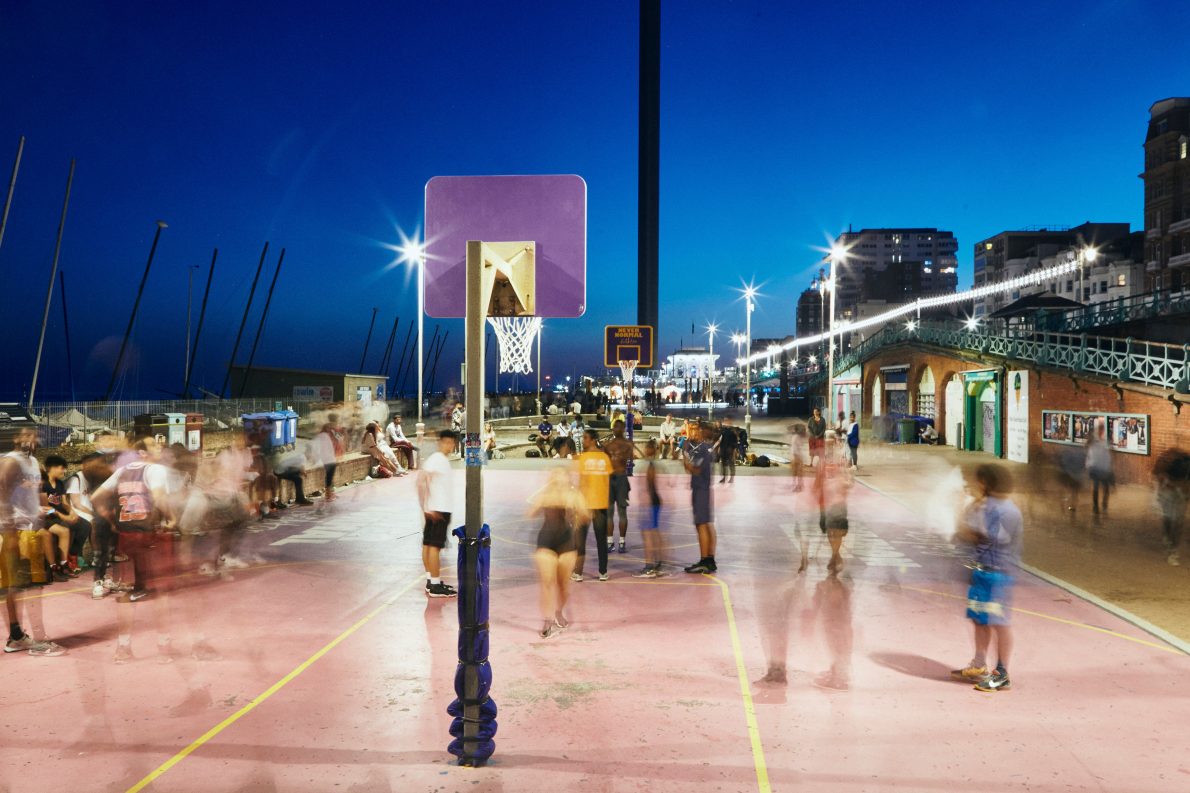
[395,229,426,441]
[741,284,757,434]
[1077,246,1098,304]
[826,242,849,417]
[705,322,718,417]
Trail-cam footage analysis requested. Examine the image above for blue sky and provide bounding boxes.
[1,0,1186,400]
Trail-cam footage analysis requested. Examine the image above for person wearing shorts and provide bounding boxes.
[530,469,584,638]
[950,463,1023,693]
[683,423,717,574]
[603,419,639,553]
[418,430,457,598]
[807,407,826,468]
[816,437,853,574]
[633,439,667,578]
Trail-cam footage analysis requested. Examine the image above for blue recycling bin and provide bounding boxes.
[278,409,298,446]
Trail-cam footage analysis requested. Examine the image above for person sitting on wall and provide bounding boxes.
[920,423,940,445]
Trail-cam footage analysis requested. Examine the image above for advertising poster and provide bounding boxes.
[1006,370,1029,463]
[1041,410,1149,455]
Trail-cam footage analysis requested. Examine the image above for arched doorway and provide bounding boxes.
[871,375,883,417]
[944,375,962,446]
[916,367,936,420]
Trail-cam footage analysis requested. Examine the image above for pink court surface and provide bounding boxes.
[2,465,1187,793]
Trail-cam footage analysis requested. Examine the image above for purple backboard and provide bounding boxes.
[424,175,587,318]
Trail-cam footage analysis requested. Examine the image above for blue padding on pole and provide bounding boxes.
[448,524,497,765]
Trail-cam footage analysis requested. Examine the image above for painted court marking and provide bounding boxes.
[124,574,425,793]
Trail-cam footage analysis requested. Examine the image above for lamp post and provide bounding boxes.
[185,263,199,388]
[1077,246,1098,304]
[743,285,756,434]
[705,322,717,418]
[396,231,426,441]
[826,243,848,417]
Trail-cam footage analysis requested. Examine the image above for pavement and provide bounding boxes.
[1,429,1187,792]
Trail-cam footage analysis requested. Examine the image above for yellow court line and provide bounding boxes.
[124,574,425,793]
[711,576,772,793]
[899,583,1181,655]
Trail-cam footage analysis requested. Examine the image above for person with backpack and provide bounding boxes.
[846,411,860,469]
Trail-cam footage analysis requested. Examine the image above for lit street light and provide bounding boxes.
[705,322,718,418]
[395,229,427,441]
[1077,246,1098,304]
[826,241,849,416]
[741,283,757,434]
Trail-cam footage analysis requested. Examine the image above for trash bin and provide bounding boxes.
[184,413,204,452]
[897,418,917,444]
[163,413,187,448]
[277,409,299,446]
[242,412,286,450]
[133,413,170,446]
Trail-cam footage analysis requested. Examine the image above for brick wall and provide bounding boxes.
[857,342,1190,484]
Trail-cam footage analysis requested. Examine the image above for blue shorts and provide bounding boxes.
[966,569,1014,626]
[692,488,713,525]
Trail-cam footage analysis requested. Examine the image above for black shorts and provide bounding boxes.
[536,523,576,554]
[423,512,451,548]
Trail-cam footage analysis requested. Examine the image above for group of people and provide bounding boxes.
[655,415,747,482]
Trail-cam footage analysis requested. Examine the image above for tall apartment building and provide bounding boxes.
[825,228,958,321]
[795,268,828,338]
[1141,97,1190,291]
[972,222,1131,316]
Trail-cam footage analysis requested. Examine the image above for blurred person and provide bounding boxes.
[274,441,315,506]
[789,422,808,493]
[535,415,554,458]
[574,429,612,582]
[657,414,677,459]
[418,430,458,597]
[68,452,121,598]
[40,454,84,579]
[555,414,575,450]
[632,439,668,577]
[203,433,254,572]
[845,411,860,469]
[570,395,582,418]
[246,432,281,518]
[716,417,740,483]
[683,422,718,574]
[1,427,66,656]
[920,423,939,444]
[807,407,826,468]
[450,402,465,433]
[93,438,182,662]
[950,463,1023,693]
[1086,419,1114,519]
[315,415,343,501]
[1154,448,1190,565]
[604,419,639,553]
[482,422,498,460]
[556,437,578,459]
[571,412,586,452]
[815,436,852,574]
[810,573,854,691]
[1055,445,1085,517]
[386,414,416,469]
[529,468,586,638]
[362,422,403,478]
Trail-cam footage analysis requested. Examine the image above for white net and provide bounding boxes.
[488,316,542,374]
[618,359,638,387]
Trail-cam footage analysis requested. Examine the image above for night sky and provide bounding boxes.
[1,0,1187,402]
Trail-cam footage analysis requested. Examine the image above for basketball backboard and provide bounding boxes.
[424,175,586,318]
[604,325,654,368]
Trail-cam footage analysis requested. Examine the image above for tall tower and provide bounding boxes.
[1141,98,1190,291]
[638,0,660,336]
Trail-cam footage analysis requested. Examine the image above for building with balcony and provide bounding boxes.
[1141,97,1190,291]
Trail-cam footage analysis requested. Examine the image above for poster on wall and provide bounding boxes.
[1005,370,1029,463]
[1041,410,1149,455]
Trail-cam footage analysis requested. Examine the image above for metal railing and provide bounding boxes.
[1032,287,1190,334]
[805,320,1190,393]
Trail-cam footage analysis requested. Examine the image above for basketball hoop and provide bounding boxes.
[488,316,542,374]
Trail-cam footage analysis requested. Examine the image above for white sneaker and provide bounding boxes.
[28,640,66,657]
[1169,553,1180,566]
[92,581,109,599]
[569,572,584,582]
[198,562,218,577]
[220,556,250,570]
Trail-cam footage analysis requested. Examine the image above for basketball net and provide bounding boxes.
[488,316,542,374]
[618,359,638,396]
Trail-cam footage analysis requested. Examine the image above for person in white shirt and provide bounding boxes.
[658,415,677,459]
[385,415,416,469]
[418,430,458,598]
[570,397,582,418]
[482,422,498,460]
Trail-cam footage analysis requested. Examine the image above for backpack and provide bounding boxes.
[753,455,771,468]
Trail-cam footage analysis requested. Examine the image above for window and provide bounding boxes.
[1117,274,1126,287]
[1181,137,1188,159]
[1065,280,1073,292]
[1100,280,1108,293]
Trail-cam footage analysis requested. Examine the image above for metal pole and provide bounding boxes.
[379,314,400,375]
[707,329,714,419]
[238,247,285,397]
[416,251,425,439]
[395,318,415,396]
[221,241,269,397]
[744,300,752,434]
[183,248,217,399]
[536,322,542,415]
[59,271,75,401]
[29,160,75,409]
[458,240,487,764]
[185,264,198,387]
[428,330,448,395]
[828,261,838,416]
[0,135,25,252]
[359,306,378,373]
[104,218,167,402]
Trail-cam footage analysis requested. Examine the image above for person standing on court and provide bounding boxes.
[716,417,739,483]
[418,430,458,598]
[950,462,1023,693]
[603,419,639,553]
[574,429,612,582]
[683,422,717,574]
[529,468,586,637]
[846,411,860,469]
[1085,419,1114,520]
[807,407,826,469]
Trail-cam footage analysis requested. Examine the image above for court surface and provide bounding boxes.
[1,464,1186,793]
